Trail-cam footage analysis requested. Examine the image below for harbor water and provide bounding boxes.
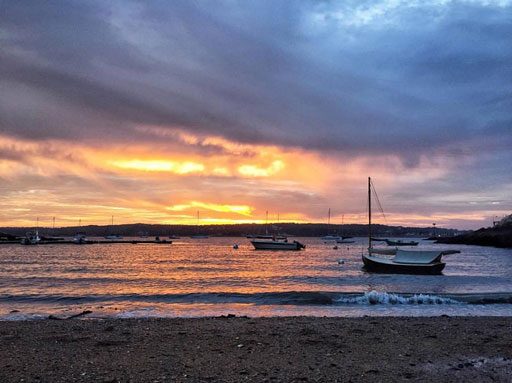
[1,237,512,319]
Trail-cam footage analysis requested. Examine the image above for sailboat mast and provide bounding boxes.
[328,208,331,226]
[265,211,269,235]
[368,177,372,249]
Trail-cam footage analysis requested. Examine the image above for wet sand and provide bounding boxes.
[1,316,511,382]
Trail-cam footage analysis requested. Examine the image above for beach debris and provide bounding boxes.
[48,310,93,320]
[237,344,244,348]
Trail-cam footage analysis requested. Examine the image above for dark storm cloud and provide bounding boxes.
[1,0,511,160]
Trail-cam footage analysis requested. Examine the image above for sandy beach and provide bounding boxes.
[0,316,511,382]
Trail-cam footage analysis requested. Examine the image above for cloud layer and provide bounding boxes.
[1,1,511,228]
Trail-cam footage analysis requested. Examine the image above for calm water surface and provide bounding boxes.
[1,237,512,319]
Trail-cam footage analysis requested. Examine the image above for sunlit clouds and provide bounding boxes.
[166,202,253,217]
[111,160,205,174]
[1,1,511,229]
[238,161,285,178]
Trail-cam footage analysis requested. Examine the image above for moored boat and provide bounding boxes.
[20,231,41,245]
[73,233,87,244]
[248,234,287,240]
[337,238,355,244]
[251,238,305,250]
[385,239,419,246]
[322,235,341,241]
[361,177,458,275]
[363,249,453,274]
[105,234,123,240]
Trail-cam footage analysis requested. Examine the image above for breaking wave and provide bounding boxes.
[334,291,461,305]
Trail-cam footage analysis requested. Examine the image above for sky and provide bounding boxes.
[0,0,511,229]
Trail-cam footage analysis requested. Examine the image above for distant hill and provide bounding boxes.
[436,214,512,248]
[0,222,459,239]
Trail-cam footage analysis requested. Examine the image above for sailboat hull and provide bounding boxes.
[362,254,445,275]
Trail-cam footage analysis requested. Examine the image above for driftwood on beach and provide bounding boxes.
[48,310,93,320]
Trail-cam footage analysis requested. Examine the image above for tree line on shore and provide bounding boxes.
[0,222,459,239]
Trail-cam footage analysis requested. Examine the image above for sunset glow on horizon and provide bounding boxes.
[1,1,511,229]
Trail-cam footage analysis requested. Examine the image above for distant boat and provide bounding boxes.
[105,216,123,240]
[105,234,123,240]
[337,238,355,244]
[73,233,87,244]
[247,234,287,240]
[322,234,342,241]
[251,237,305,250]
[191,211,208,239]
[20,230,41,245]
[321,208,340,241]
[385,239,419,246]
[169,235,181,239]
[362,177,457,275]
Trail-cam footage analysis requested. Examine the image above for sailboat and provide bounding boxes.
[362,177,458,274]
[105,216,123,240]
[73,218,88,244]
[190,211,209,239]
[321,208,341,241]
[21,218,41,245]
[250,211,305,250]
[336,214,355,244]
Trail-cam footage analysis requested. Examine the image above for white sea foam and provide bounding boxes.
[336,291,462,305]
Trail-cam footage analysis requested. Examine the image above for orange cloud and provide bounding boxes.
[166,201,254,217]
[110,159,205,174]
[238,160,285,177]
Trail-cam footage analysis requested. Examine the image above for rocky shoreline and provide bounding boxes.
[436,225,512,248]
[1,317,512,382]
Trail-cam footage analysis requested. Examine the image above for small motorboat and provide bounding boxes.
[104,234,123,240]
[385,239,419,246]
[20,231,41,245]
[251,238,305,250]
[73,233,87,244]
[247,234,287,240]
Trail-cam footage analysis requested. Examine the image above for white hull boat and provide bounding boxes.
[251,239,305,250]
